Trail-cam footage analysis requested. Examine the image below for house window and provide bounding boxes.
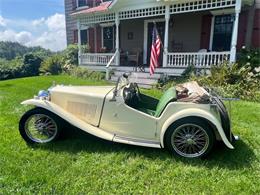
[212,14,234,51]
[80,29,88,45]
[102,26,115,52]
[77,0,87,7]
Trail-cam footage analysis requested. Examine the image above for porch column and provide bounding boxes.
[163,5,170,67]
[230,0,241,63]
[77,21,82,65]
[115,12,120,66]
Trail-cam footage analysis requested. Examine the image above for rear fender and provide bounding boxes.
[21,99,114,141]
[160,108,234,149]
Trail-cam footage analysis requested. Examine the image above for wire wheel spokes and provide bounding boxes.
[25,114,58,143]
[171,124,209,158]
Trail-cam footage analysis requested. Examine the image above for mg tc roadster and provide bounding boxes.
[19,74,236,158]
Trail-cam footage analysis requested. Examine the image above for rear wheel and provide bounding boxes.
[165,117,215,158]
[19,108,62,144]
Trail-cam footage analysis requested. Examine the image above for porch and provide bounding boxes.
[73,0,241,75]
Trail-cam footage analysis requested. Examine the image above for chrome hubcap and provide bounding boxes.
[171,124,209,158]
[25,114,58,143]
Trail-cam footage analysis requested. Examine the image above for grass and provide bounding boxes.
[0,75,260,194]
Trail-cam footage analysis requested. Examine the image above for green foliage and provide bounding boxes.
[22,53,43,76]
[0,58,23,80]
[191,62,260,102]
[238,47,260,69]
[80,44,90,53]
[67,66,105,80]
[40,55,64,75]
[0,53,43,80]
[0,41,52,60]
[181,64,196,78]
[63,44,79,70]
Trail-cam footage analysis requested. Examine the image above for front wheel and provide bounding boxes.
[19,108,62,144]
[165,117,215,158]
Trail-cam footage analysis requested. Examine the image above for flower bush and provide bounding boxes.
[192,62,260,102]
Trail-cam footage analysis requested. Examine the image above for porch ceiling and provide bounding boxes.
[77,0,237,26]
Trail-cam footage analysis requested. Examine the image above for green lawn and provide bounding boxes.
[0,75,259,194]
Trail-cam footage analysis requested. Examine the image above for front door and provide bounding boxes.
[146,21,165,67]
[212,14,234,51]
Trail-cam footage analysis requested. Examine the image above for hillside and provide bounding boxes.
[0,41,52,60]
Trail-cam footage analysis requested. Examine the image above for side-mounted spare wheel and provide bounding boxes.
[19,107,63,144]
[164,117,215,158]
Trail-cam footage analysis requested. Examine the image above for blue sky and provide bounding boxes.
[0,0,66,51]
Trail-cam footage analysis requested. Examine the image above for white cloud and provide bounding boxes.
[0,30,32,45]
[0,16,6,27]
[0,14,66,51]
[46,13,65,31]
[32,17,45,27]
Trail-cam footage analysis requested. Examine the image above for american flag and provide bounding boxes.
[149,24,162,75]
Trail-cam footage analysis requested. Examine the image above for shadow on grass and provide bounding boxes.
[34,126,256,170]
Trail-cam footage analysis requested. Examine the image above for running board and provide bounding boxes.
[113,135,161,148]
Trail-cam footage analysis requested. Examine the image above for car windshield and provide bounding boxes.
[117,76,129,90]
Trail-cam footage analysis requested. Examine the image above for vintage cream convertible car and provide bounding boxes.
[19,74,236,158]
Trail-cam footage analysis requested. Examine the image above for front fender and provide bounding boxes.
[21,99,114,141]
[160,108,234,149]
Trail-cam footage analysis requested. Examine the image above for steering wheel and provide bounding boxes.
[123,83,140,105]
[133,82,141,101]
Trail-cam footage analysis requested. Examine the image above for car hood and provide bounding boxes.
[48,85,115,126]
[49,85,115,98]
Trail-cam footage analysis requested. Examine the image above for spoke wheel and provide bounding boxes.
[171,124,209,158]
[165,117,215,158]
[25,114,58,143]
[19,108,62,144]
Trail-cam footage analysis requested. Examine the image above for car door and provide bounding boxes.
[99,93,157,140]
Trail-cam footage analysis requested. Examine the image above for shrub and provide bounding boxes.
[0,58,24,80]
[40,55,63,75]
[22,53,43,76]
[0,53,45,80]
[63,44,79,68]
[67,66,105,81]
[191,62,260,102]
[238,47,260,69]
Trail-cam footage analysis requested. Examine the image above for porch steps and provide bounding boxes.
[110,71,163,89]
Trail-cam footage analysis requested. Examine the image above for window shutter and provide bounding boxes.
[88,28,95,52]
[252,9,260,48]
[96,26,102,52]
[237,11,248,50]
[73,30,78,44]
[200,15,212,50]
[72,0,77,10]
[87,0,94,7]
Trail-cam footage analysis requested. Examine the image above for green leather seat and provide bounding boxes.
[154,87,177,117]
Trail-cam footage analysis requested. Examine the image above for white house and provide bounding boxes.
[65,0,259,75]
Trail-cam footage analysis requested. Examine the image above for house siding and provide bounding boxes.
[65,0,77,45]
[169,13,203,52]
[120,19,144,52]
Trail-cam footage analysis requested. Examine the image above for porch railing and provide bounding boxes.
[167,52,230,68]
[80,53,116,66]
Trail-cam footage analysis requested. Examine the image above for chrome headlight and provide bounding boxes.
[35,90,50,100]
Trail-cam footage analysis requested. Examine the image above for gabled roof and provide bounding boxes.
[71,1,113,16]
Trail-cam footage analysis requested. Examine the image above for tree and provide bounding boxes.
[22,53,43,76]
